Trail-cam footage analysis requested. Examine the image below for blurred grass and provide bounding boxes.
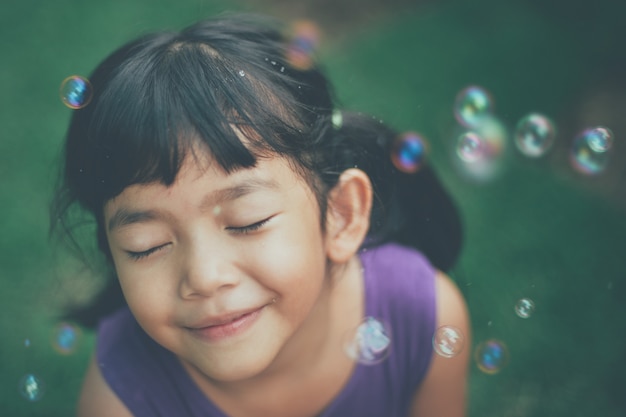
[1,0,625,416]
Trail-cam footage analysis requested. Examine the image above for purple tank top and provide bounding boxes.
[97,243,437,416]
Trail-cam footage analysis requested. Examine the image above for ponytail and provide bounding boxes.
[329,111,463,271]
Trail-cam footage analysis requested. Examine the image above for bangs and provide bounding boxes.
[67,16,333,213]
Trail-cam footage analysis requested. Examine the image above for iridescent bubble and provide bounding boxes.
[453,116,508,182]
[391,132,428,173]
[432,325,465,358]
[454,85,493,128]
[515,298,535,319]
[456,131,486,163]
[285,20,320,70]
[570,127,614,175]
[514,113,557,157]
[18,373,45,402]
[52,322,82,355]
[344,316,391,365]
[474,339,509,374]
[60,75,93,109]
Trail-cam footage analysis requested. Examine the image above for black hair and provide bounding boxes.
[51,13,462,328]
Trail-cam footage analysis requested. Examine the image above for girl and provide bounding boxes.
[53,13,470,417]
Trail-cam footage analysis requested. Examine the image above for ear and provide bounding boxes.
[325,168,373,264]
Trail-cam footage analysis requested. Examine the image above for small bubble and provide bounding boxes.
[344,317,391,365]
[514,113,557,157]
[391,132,428,173]
[331,110,343,129]
[18,374,45,402]
[238,70,245,77]
[487,320,493,327]
[454,85,493,128]
[515,298,535,319]
[432,325,465,358]
[452,116,508,182]
[24,338,31,348]
[570,126,614,175]
[475,339,509,374]
[60,75,93,109]
[456,131,486,163]
[52,322,82,355]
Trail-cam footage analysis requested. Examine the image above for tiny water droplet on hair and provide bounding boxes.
[280,66,285,72]
[238,70,245,77]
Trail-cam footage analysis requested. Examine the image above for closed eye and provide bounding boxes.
[126,243,170,260]
[227,216,274,235]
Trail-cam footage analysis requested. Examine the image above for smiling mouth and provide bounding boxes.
[188,307,265,342]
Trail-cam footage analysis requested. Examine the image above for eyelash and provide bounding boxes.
[126,244,168,260]
[227,217,273,235]
[125,217,273,260]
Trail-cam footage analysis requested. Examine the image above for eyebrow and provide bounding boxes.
[107,177,280,232]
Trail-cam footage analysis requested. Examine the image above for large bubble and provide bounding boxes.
[454,85,494,128]
[432,325,465,358]
[474,339,509,374]
[514,113,557,157]
[343,316,392,365]
[18,374,45,402]
[391,132,428,173]
[285,20,320,70]
[570,126,614,175]
[60,75,93,109]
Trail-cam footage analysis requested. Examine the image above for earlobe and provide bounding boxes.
[326,169,373,264]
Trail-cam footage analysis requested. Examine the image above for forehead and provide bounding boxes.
[103,151,310,220]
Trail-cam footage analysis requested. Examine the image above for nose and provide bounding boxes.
[179,238,240,299]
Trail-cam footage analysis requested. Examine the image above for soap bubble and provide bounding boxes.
[52,322,82,355]
[344,316,391,365]
[454,85,493,128]
[515,298,535,319]
[570,127,614,175]
[24,338,31,348]
[18,374,45,402]
[514,113,557,157]
[391,132,428,173]
[433,325,465,358]
[60,75,93,109]
[475,339,509,374]
[285,20,320,70]
[453,115,507,182]
[456,132,486,163]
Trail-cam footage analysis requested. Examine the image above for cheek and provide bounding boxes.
[113,260,176,326]
[247,219,328,300]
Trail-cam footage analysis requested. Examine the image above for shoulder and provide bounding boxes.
[77,354,134,417]
[360,242,435,291]
[408,271,471,417]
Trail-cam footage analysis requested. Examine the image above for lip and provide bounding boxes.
[187,306,265,342]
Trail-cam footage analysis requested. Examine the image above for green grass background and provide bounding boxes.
[1,0,625,415]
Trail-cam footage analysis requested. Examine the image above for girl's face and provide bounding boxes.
[103,149,333,382]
